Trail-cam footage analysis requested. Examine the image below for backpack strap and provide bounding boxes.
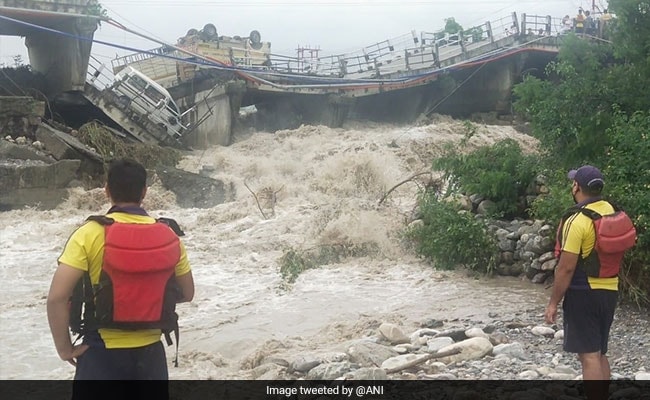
[86,215,115,226]
[157,217,185,237]
[163,325,180,368]
[578,207,602,221]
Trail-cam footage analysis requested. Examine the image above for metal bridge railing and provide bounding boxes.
[108,11,568,83]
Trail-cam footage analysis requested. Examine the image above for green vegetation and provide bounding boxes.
[278,243,379,287]
[85,0,109,19]
[77,121,182,169]
[406,198,499,274]
[432,138,537,217]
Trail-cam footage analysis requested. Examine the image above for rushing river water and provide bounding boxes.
[0,118,549,379]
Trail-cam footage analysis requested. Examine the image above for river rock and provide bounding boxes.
[539,224,553,237]
[532,272,550,284]
[409,328,440,343]
[381,353,430,371]
[420,319,444,329]
[495,228,510,241]
[531,326,555,337]
[553,365,577,375]
[489,331,509,345]
[538,251,555,263]
[422,373,457,380]
[498,238,516,252]
[501,252,515,265]
[465,328,489,339]
[345,367,387,380]
[437,337,493,364]
[477,199,496,215]
[392,344,410,354]
[554,330,564,340]
[155,166,235,209]
[493,342,526,360]
[547,373,577,380]
[378,323,409,344]
[306,361,355,380]
[635,372,650,380]
[541,259,557,271]
[287,355,321,373]
[518,370,539,379]
[427,337,454,353]
[424,361,447,374]
[346,340,398,367]
[434,329,468,342]
[319,352,349,363]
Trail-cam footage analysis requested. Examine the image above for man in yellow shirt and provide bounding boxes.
[575,9,586,34]
[545,165,618,387]
[47,159,194,383]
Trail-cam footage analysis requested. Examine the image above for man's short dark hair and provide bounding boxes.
[580,183,603,197]
[107,159,146,203]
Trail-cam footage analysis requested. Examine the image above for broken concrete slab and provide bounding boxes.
[35,123,103,163]
[0,159,81,210]
[155,166,234,209]
[0,140,53,163]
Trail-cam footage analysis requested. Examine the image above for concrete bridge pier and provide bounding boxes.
[25,17,96,96]
[174,80,247,149]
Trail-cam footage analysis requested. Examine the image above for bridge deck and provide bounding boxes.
[104,12,564,99]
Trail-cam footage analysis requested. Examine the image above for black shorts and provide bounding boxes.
[562,289,617,354]
[73,341,169,399]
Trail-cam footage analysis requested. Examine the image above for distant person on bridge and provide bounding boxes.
[584,10,596,35]
[561,15,572,34]
[600,9,613,38]
[575,9,586,34]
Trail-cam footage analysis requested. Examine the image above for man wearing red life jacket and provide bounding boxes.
[545,165,634,386]
[47,159,194,385]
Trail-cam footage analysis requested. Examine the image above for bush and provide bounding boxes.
[77,121,182,169]
[603,111,650,305]
[432,138,538,217]
[529,169,574,225]
[406,196,498,273]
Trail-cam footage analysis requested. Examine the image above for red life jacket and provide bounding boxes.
[70,215,184,365]
[554,203,636,278]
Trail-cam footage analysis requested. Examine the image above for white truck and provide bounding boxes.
[111,66,191,139]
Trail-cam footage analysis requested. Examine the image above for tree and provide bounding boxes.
[444,17,463,34]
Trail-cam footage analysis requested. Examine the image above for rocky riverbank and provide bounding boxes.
[238,304,650,384]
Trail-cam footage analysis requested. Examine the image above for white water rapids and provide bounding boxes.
[0,117,548,379]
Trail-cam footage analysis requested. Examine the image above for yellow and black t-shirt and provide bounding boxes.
[558,200,617,291]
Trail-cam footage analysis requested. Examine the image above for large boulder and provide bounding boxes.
[155,166,235,208]
[436,337,493,364]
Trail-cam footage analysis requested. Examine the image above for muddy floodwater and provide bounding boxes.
[0,119,550,379]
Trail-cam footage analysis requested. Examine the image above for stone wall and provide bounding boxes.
[450,174,557,285]
[488,219,556,284]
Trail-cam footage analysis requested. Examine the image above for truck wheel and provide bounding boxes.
[249,30,262,44]
[202,23,218,40]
